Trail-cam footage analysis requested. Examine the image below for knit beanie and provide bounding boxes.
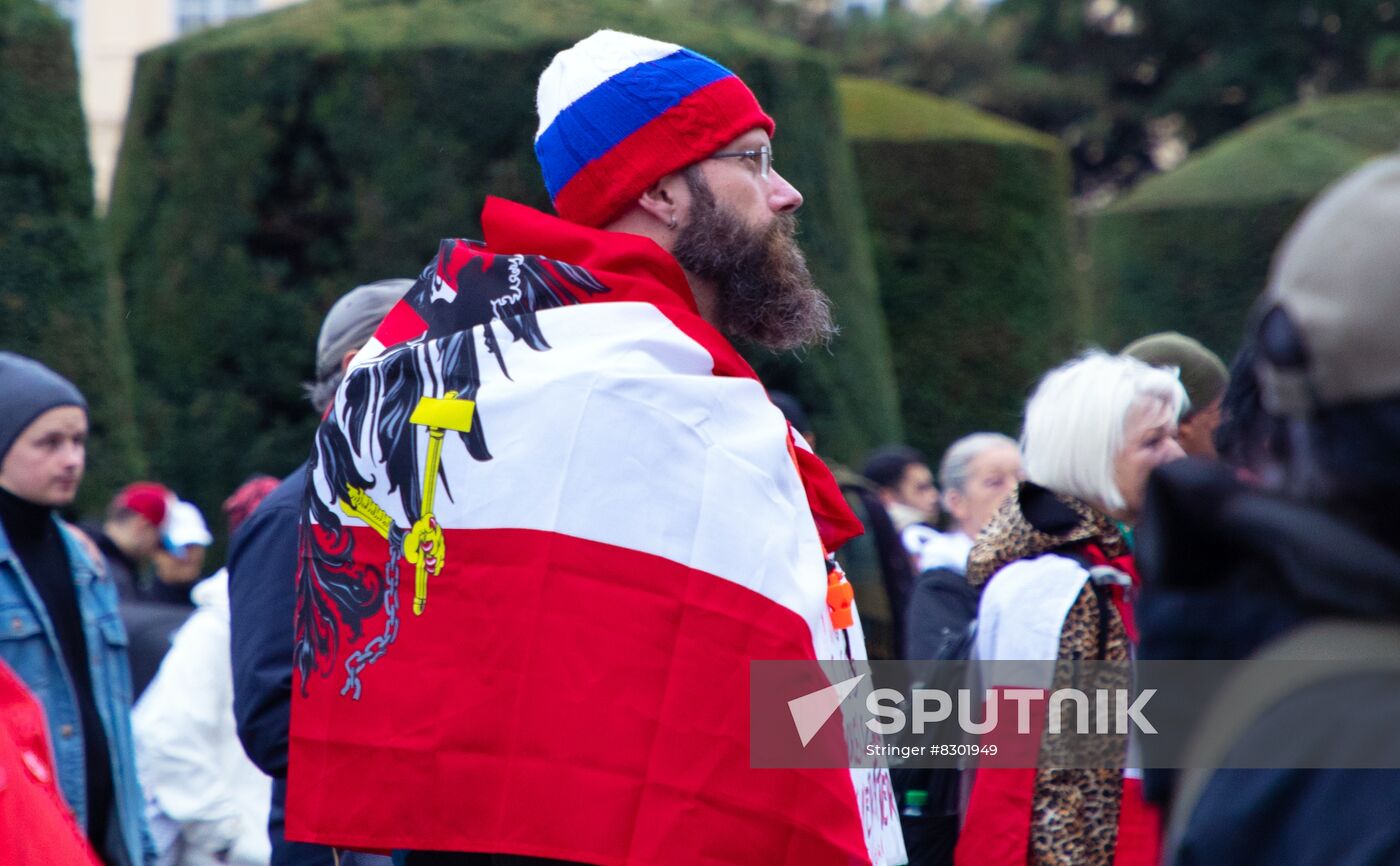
[0,352,87,463]
[1122,332,1228,416]
[535,30,775,228]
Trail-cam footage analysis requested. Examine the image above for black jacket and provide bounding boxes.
[903,567,978,661]
[227,462,335,866]
[1137,458,1400,866]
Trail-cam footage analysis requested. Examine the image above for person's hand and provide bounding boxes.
[403,515,445,576]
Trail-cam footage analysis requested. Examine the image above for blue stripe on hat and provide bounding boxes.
[536,48,734,200]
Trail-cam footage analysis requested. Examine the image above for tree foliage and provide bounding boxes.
[749,0,1400,197]
[997,0,1400,194]
[1089,91,1400,360]
[0,0,141,514]
[841,77,1077,460]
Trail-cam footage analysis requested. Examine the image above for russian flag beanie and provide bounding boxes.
[535,30,776,228]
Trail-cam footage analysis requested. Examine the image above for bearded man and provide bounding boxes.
[285,30,905,866]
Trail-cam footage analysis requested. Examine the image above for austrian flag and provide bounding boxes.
[286,197,906,865]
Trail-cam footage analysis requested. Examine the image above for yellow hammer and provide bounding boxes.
[407,390,475,615]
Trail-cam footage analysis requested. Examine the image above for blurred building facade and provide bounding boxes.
[42,0,304,207]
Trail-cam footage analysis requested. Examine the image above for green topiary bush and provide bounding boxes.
[0,0,141,514]
[839,76,1077,460]
[107,0,903,525]
[1089,91,1400,361]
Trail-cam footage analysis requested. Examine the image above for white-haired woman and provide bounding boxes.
[955,351,1185,866]
[904,432,1023,659]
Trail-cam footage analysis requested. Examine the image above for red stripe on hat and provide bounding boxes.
[552,76,775,228]
[372,300,429,349]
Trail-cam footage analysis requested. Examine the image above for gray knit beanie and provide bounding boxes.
[0,353,88,462]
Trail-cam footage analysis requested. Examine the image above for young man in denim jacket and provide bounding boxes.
[0,352,152,866]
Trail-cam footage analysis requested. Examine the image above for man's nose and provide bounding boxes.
[768,169,803,213]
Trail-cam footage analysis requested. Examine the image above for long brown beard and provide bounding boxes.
[671,169,836,351]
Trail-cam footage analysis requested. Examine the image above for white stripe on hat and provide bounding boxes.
[535,30,680,140]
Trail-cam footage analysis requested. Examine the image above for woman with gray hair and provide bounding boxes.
[898,433,1022,866]
[956,351,1186,866]
[903,432,1022,660]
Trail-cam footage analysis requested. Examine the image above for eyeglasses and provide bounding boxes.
[709,145,772,179]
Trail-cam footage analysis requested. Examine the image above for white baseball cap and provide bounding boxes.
[163,500,213,550]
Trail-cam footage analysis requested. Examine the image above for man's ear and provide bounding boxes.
[340,347,360,376]
[636,171,687,229]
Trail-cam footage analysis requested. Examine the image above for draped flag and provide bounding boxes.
[286,197,905,865]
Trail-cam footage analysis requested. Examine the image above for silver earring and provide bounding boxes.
[668,216,677,230]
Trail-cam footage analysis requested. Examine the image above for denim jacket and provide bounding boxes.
[0,516,153,865]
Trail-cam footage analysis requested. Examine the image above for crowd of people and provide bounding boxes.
[2,25,1398,866]
[0,274,407,866]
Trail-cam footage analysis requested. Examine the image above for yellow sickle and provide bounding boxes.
[339,486,394,539]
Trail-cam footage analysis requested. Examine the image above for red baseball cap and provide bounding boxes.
[114,482,172,527]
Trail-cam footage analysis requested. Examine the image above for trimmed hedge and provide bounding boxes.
[0,0,141,513]
[1089,91,1400,361]
[107,0,903,524]
[839,77,1077,459]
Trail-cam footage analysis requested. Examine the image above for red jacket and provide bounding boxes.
[0,659,101,866]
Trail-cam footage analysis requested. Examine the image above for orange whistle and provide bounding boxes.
[826,569,854,630]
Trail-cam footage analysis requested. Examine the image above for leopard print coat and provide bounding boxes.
[968,482,1134,866]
